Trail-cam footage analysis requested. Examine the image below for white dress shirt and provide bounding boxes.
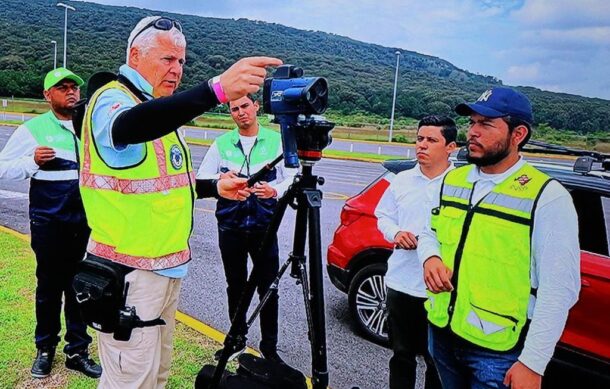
[375,162,454,297]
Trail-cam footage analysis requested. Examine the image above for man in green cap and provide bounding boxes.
[0,67,102,379]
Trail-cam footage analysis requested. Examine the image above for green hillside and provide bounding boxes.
[0,0,609,134]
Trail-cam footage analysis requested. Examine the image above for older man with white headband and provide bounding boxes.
[79,15,282,388]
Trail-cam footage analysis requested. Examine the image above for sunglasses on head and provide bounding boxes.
[130,17,183,48]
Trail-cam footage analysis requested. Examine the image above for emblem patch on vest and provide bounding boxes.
[515,174,531,186]
[170,145,183,170]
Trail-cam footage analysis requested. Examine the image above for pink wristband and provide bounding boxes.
[211,76,228,104]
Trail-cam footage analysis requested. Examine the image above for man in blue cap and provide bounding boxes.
[418,87,580,388]
[0,68,102,379]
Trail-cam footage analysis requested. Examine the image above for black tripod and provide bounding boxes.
[208,157,329,389]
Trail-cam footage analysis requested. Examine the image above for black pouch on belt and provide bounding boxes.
[72,254,133,333]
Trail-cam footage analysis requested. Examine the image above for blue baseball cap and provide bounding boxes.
[455,87,533,124]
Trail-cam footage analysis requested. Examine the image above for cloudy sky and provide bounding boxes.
[78,0,610,100]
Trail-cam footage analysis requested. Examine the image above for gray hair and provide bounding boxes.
[126,16,186,62]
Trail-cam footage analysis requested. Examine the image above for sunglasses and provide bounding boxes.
[130,17,183,48]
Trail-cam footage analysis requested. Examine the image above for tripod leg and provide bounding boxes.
[305,189,329,389]
[292,187,329,389]
[208,186,296,389]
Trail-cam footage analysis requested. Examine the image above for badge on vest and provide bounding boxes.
[514,174,531,186]
[170,145,183,170]
[46,134,65,144]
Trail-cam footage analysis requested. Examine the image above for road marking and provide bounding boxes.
[324,192,349,200]
[323,178,368,186]
[0,189,28,200]
[195,207,215,214]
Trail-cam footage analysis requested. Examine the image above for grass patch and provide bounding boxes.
[185,137,214,147]
[0,99,48,115]
[0,120,24,126]
[0,231,224,388]
[323,149,398,163]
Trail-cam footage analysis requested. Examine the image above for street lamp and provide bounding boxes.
[56,2,75,67]
[388,50,401,143]
[51,40,57,69]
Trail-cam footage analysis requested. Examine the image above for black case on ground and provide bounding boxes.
[195,354,307,389]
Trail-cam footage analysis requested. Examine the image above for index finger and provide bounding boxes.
[245,56,283,67]
[440,271,454,291]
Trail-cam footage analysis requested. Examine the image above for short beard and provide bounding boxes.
[51,103,75,119]
[466,137,511,167]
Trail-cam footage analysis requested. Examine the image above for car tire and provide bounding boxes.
[347,262,389,346]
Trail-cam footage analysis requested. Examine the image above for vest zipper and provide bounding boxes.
[447,182,479,322]
[66,127,80,171]
[175,130,195,238]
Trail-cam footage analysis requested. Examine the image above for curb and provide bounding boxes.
[0,224,29,242]
[175,311,260,357]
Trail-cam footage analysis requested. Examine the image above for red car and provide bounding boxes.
[327,156,610,387]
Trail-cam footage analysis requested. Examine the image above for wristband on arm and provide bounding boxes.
[210,76,228,104]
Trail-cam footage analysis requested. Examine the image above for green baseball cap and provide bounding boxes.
[44,67,84,91]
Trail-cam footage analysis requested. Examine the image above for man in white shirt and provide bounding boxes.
[418,87,580,389]
[376,115,457,389]
[197,94,297,363]
[0,68,101,379]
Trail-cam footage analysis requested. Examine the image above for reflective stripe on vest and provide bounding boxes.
[87,240,190,270]
[80,170,195,194]
[80,80,194,270]
[426,163,551,351]
[35,170,79,181]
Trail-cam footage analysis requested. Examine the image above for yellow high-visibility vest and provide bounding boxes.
[426,163,551,351]
[79,80,195,270]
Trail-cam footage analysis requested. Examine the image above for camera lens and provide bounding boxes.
[306,90,318,105]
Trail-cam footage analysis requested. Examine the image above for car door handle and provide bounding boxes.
[581,279,591,287]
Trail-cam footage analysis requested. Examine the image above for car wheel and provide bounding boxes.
[348,262,389,346]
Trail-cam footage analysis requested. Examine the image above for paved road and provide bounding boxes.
[0,124,392,389]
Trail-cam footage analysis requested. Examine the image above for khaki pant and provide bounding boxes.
[98,269,182,389]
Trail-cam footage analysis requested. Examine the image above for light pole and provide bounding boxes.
[56,2,75,67]
[51,40,57,69]
[388,50,401,143]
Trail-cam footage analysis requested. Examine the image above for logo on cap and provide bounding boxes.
[477,90,493,102]
[54,71,62,77]
[170,145,183,170]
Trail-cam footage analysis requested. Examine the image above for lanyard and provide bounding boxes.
[237,138,258,177]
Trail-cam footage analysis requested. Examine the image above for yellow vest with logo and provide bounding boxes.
[79,80,195,270]
[426,163,551,351]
